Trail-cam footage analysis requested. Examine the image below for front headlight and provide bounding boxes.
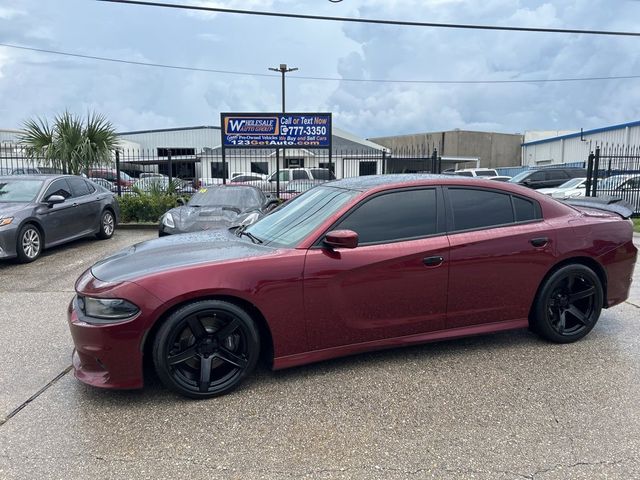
[79,296,140,321]
[0,217,13,227]
[240,212,260,226]
[162,212,175,228]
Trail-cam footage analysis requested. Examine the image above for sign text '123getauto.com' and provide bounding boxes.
[221,113,332,148]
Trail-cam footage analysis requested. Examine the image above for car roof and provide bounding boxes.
[0,174,72,181]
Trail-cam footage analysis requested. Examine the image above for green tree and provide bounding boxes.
[20,111,119,175]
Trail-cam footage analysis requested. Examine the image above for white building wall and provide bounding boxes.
[522,122,640,166]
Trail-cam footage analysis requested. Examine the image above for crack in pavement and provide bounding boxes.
[0,366,72,427]
[0,453,637,479]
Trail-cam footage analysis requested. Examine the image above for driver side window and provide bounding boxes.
[333,188,438,245]
[43,179,72,201]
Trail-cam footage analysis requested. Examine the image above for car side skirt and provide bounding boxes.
[273,318,529,370]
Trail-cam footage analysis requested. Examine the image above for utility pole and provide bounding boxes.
[269,64,297,195]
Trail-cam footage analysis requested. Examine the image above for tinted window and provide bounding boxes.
[454,171,473,177]
[310,169,334,180]
[513,196,537,222]
[334,189,438,244]
[67,177,91,197]
[292,170,309,180]
[43,179,72,200]
[85,180,96,193]
[546,170,568,180]
[449,188,513,231]
[528,171,546,181]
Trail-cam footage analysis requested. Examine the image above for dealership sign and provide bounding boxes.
[221,113,332,148]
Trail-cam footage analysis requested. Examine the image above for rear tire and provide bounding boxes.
[533,264,603,343]
[96,210,115,239]
[152,300,260,399]
[16,224,42,263]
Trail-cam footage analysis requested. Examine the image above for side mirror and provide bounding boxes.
[46,194,66,206]
[324,229,358,249]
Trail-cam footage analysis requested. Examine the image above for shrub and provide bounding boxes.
[117,194,181,223]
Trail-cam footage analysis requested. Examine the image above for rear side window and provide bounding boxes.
[292,170,309,180]
[546,170,569,181]
[449,188,513,231]
[333,189,438,244]
[85,180,96,193]
[67,177,91,197]
[310,169,333,180]
[513,196,537,222]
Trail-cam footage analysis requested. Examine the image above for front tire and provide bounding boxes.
[16,224,42,263]
[96,210,115,239]
[152,300,260,399]
[532,264,603,343]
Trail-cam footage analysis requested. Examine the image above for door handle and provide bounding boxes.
[423,256,444,267]
[530,237,549,247]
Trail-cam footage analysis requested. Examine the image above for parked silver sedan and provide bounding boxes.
[0,175,120,263]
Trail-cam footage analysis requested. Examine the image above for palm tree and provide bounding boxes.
[20,111,119,175]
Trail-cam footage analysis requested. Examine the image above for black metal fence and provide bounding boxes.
[1,142,443,199]
[585,144,640,217]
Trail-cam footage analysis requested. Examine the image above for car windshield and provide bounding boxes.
[509,170,532,182]
[188,186,264,209]
[0,179,44,202]
[245,186,358,247]
[557,178,585,189]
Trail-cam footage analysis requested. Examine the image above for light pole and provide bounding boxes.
[269,64,298,113]
[268,64,297,194]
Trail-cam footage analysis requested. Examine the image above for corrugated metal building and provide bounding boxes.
[522,120,640,166]
[116,125,388,180]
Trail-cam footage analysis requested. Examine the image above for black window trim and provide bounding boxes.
[443,185,543,235]
[311,186,446,248]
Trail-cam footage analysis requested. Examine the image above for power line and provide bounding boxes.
[96,0,640,37]
[2,42,640,85]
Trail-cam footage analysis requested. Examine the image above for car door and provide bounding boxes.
[303,187,449,350]
[444,186,557,329]
[66,177,101,235]
[37,178,76,245]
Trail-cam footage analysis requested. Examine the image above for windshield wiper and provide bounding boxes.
[234,224,263,244]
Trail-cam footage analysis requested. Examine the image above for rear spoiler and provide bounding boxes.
[564,196,634,219]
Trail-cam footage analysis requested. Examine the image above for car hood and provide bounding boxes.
[91,228,276,282]
[167,205,258,232]
[0,202,29,217]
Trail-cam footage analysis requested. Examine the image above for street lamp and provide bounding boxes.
[268,64,298,189]
[268,64,298,113]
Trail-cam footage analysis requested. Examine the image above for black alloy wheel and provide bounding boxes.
[533,264,603,343]
[153,300,260,398]
[97,210,115,239]
[16,224,42,263]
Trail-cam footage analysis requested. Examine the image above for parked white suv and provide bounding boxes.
[453,168,499,177]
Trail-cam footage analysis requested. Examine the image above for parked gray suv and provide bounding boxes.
[509,167,587,189]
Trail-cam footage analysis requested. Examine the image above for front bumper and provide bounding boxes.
[0,224,19,259]
[67,272,163,390]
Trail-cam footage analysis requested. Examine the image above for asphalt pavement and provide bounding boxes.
[0,230,639,479]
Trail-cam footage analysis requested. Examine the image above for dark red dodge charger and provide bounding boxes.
[68,175,637,398]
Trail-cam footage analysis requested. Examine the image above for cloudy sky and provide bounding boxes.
[1,0,639,138]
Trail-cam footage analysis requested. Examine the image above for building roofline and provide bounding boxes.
[522,119,640,146]
[118,126,221,135]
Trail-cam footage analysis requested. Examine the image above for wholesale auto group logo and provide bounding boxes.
[224,117,279,136]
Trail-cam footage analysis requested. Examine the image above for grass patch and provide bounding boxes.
[633,218,640,233]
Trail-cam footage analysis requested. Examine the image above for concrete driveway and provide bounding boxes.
[0,230,639,479]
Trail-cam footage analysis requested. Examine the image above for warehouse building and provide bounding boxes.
[370,129,523,170]
[521,120,640,166]
[117,125,388,181]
